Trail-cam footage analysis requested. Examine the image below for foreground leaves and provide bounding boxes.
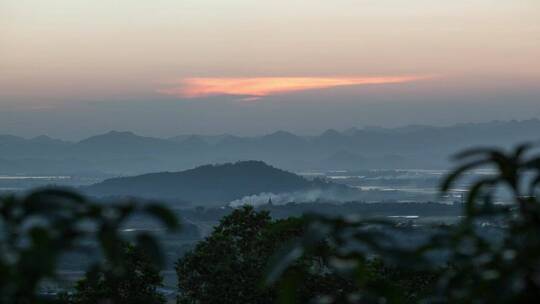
[268,143,540,303]
[0,188,179,304]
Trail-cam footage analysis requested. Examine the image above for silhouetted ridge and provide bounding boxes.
[74,130,178,156]
[1,119,540,174]
[84,161,319,204]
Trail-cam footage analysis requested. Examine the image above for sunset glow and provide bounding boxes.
[1,0,539,137]
[157,76,430,99]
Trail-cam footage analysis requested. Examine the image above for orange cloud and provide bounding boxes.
[157,76,430,99]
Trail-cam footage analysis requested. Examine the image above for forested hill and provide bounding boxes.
[83,161,353,205]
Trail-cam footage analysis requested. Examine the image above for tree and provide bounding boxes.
[175,206,353,304]
[432,143,540,303]
[0,188,179,304]
[68,244,165,304]
[269,143,540,303]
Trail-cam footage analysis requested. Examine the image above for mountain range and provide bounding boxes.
[1,119,540,175]
[83,161,359,206]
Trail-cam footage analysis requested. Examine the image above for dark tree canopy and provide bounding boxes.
[67,245,165,304]
[269,144,540,304]
[175,206,354,304]
[3,144,540,304]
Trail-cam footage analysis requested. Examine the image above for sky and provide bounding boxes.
[1,0,539,139]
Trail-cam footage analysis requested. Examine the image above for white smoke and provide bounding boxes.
[228,188,361,207]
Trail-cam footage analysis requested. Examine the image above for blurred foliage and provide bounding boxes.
[0,188,179,304]
[432,143,540,303]
[3,143,540,304]
[268,143,540,303]
[266,215,440,303]
[64,244,165,304]
[175,206,355,304]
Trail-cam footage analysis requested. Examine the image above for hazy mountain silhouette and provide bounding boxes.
[1,119,540,175]
[168,134,232,145]
[74,131,179,156]
[0,134,70,158]
[83,161,354,205]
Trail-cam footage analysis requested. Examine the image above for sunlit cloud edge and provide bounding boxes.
[156,75,435,100]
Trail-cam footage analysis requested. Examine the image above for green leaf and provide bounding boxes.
[136,233,164,268]
[264,241,304,285]
[144,204,179,230]
[440,160,490,193]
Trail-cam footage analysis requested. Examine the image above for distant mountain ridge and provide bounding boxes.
[83,161,355,206]
[1,119,540,175]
